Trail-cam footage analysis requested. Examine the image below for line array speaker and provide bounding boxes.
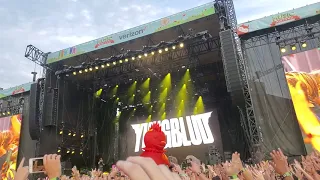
[219,29,244,106]
[28,83,40,140]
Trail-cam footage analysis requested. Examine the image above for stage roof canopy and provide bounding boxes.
[237,2,320,36]
[47,2,216,65]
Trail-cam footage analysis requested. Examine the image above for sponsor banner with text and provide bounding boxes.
[47,2,215,64]
[237,2,320,36]
[0,82,32,99]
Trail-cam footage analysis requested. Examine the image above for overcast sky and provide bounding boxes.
[0,0,319,89]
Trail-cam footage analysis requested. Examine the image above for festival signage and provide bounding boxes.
[0,82,32,99]
[282,48,320,152]
[237,2,320,35]
[0,114,22,180]
[131,112,214,153]
[46,2,215,64]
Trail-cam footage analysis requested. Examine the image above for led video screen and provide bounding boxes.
[282,48,320,151]
[0,114,22,180]
[126,110,223,163]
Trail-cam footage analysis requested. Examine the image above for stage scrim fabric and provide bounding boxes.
[242,41,307,158]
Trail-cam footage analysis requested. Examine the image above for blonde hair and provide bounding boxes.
[185,155,201,165]
[168,156,178,164]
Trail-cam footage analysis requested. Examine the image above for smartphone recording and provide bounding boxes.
[29,158,45,173]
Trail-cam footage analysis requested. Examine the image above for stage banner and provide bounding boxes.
[46,2,215,64]
[0,82,32,99]
[237,2,320,35]
[282,48,320,152]
[0,114,22,180]
[126,110,224,163]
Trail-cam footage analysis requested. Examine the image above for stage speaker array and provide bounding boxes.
[29,82,40,140]
[219,29,244,106]
[43,88,58,126]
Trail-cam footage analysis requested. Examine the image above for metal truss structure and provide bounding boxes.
[24,45,48,148]
[241,21,320,49]
[217,0,261,159]
[25,45,50,77]
[37,78,45,133]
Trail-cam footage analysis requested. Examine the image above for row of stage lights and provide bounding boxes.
[70,43,185,76]
[57,147,84,155]
[0,111,11,116]
[279,41,308,53]
[0,107,22,117]
[58,129,85,138]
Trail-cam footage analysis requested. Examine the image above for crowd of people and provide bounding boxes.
[8,148,320,180]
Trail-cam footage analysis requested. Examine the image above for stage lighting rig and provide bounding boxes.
[54,31,212,77]
[290,44,297,51]
[57,147,61,153]
[301,41,307,48]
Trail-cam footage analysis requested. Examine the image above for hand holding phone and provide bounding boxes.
[29,157,45,174]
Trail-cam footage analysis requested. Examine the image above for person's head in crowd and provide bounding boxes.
[168,156,178,164]
[10,148,320,180]
[185,155,201,166]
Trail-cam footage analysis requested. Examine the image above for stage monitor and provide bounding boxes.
[126,110,223,164]
[0,114,22,180]
[282,48,320,152]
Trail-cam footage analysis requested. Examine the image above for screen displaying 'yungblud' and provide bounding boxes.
[126,111,222,162]
[0,114,22,180]
[282,48,320,151]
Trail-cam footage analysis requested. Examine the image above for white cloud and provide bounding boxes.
[66,13,75,20]
[1,0,320,88]
[120,7,129,11]
[165,7,179,15]
[81,9,91,21]
[55,35,96,46]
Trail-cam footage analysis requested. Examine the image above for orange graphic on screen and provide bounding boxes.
[0,114,22,180]
[285,72,320,151]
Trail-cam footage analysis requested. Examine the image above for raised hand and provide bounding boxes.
[291,165,303,180]
[269,149,290,175]
[188,161,201,174]
[223,161,238,176]
[251,169,265,180]
[231,152,243,172]
[43,154,61,179]
[116,156,180,180]
[13,157,29,180]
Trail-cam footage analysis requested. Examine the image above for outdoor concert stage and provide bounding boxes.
[27,1,249,169]
[237,2,320,159]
